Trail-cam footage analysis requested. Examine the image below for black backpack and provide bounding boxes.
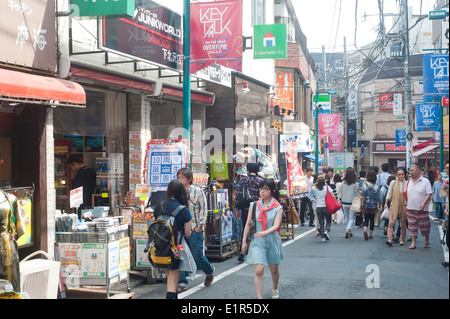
[147,204,186,269]
[236,176,259,210]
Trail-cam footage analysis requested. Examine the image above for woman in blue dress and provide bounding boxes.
[241,178,284,299]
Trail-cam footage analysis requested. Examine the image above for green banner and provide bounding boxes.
[71,0,135,18]
[253,24,287,59]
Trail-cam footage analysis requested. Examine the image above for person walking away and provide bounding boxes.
[332,173,342,223]
[360,170,380,240]
[68,155,97,217]
[235,163,263,262]
[308,175,320,236]
[385,167,408,246]
[176,168,215,292]
[432,173,446,222]
[300,168,315,226]
[382,175,396,235]
[312,175,334,242]
[241,179,284,299]
[405,164,433,249]
[340,169,359,238]
[152,179,192,299]
[355,170,366,227]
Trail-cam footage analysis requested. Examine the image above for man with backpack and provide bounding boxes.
[235,163,263,262]
[176,168,215,292]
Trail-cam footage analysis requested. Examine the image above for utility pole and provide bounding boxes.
[402,0,413,170]
[183,0,191,167]
[344,36,348,152]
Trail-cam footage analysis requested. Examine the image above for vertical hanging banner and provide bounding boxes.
[416,103,441,132]
[190,0,243,74]
[395,129,407,147]
[285,142,309,199]
[423,54,449,103]
[328,134,343,151]
[318,113,340,138]
[347,119,357,148]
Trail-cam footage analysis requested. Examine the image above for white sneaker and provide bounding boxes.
[321,238,327,242]
[272,289,280,299]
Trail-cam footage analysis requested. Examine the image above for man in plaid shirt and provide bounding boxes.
[177,168,215,292]
[235,163,262,261]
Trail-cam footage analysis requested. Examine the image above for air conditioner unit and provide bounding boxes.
[20,251,61,299]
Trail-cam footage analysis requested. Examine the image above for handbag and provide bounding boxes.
[351,196,362,212]
[325,187,341,214]
[402,179,410,201]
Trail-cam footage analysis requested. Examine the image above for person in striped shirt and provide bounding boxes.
[176,168,215,292]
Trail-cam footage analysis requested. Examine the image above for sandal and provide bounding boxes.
[399,241,405,246]
[385,240,392,246]
[424,243,430,248]
[409,245,416,249]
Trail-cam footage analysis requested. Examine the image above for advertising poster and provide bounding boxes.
[275,70,294,113]
[58,243,82,278]
[135,237,152,268]
[119,237,131,272]
[416,103,441,132]
[190,0,243,74]
[101,1,182,71]
[422,54,449,103]
[318,113,340,138]
[396,130,407,147]
[329,134,343,152]
[82,243,106,278]
[145,140,188,191]
[108,241,120,278]
[286,142,309,199]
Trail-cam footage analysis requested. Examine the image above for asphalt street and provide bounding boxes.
[130,214,449,300]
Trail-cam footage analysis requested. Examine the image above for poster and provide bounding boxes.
[416,103,440,132]
[275,70,294,113]
[58,243,82,278]
[285,142,309,199]
[108,241,120,278]
[145,140,188,191]
[190,0,243,73]
[329,134,343,151]
[16,196,32,247]
[119,237,131,272]
[82,243,106,278]
[135,237,151,268]
[318,113,340,138]
[422,54,449,103]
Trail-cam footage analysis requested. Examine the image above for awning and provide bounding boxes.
[0,68,86,108]
[412,144,439,157]
[302,153,324,165]
[413,139,434,151]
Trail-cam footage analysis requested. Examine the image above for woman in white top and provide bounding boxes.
[340,169,359,238]
[312,175,334,242]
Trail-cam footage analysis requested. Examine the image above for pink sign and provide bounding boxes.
[329,134,343,151]
[190,0,243,74]
[319,113,340,138]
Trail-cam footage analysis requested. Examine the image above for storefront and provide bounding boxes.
[371,138,438,172]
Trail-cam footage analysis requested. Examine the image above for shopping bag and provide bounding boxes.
[381,207,390,220]
[336,209,344,224]
[351,196,362,212]
[325,188,341,214]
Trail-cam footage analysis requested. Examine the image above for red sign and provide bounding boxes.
[190,0,243,74]
[443,96,449,107]
[329,134,343,151]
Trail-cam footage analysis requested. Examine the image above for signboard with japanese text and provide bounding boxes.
[286,142,309,199]
[396,130,407,147]
[328,134,343,152]
[379,93,403,110]
[347,83,358,119]
[190,0,243,74]
[100,1,182,71]
[0,0,56,72]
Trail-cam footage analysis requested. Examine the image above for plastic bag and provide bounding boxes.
[336,209,344,224]
[381,207,390,220]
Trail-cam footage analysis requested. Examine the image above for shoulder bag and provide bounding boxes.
[402,179,410,201]
[325,187,341,214]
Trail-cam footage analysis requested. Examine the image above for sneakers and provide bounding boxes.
[272,289,280,299]
[204,267,215,287]
[324,232,330,240]
[237,253,245,262]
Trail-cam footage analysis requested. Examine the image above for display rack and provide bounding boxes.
[204,189,236,259]
[55,220,130,299]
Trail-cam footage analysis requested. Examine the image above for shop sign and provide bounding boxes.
[194,64,232,88]
[70,187,83,208]
[280,133,312,153]
[254,24,287,59]
[318,113,340,138]
[101,1,182,71]
[373,140,409,153]
[275,70,294,113]
[71,0,135,18]
[0,0,56,72]
[396,130,407,147]
[190,0,243,73]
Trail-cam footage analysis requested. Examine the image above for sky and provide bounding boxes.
[157,0,436,54]
[293,0,436,53]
